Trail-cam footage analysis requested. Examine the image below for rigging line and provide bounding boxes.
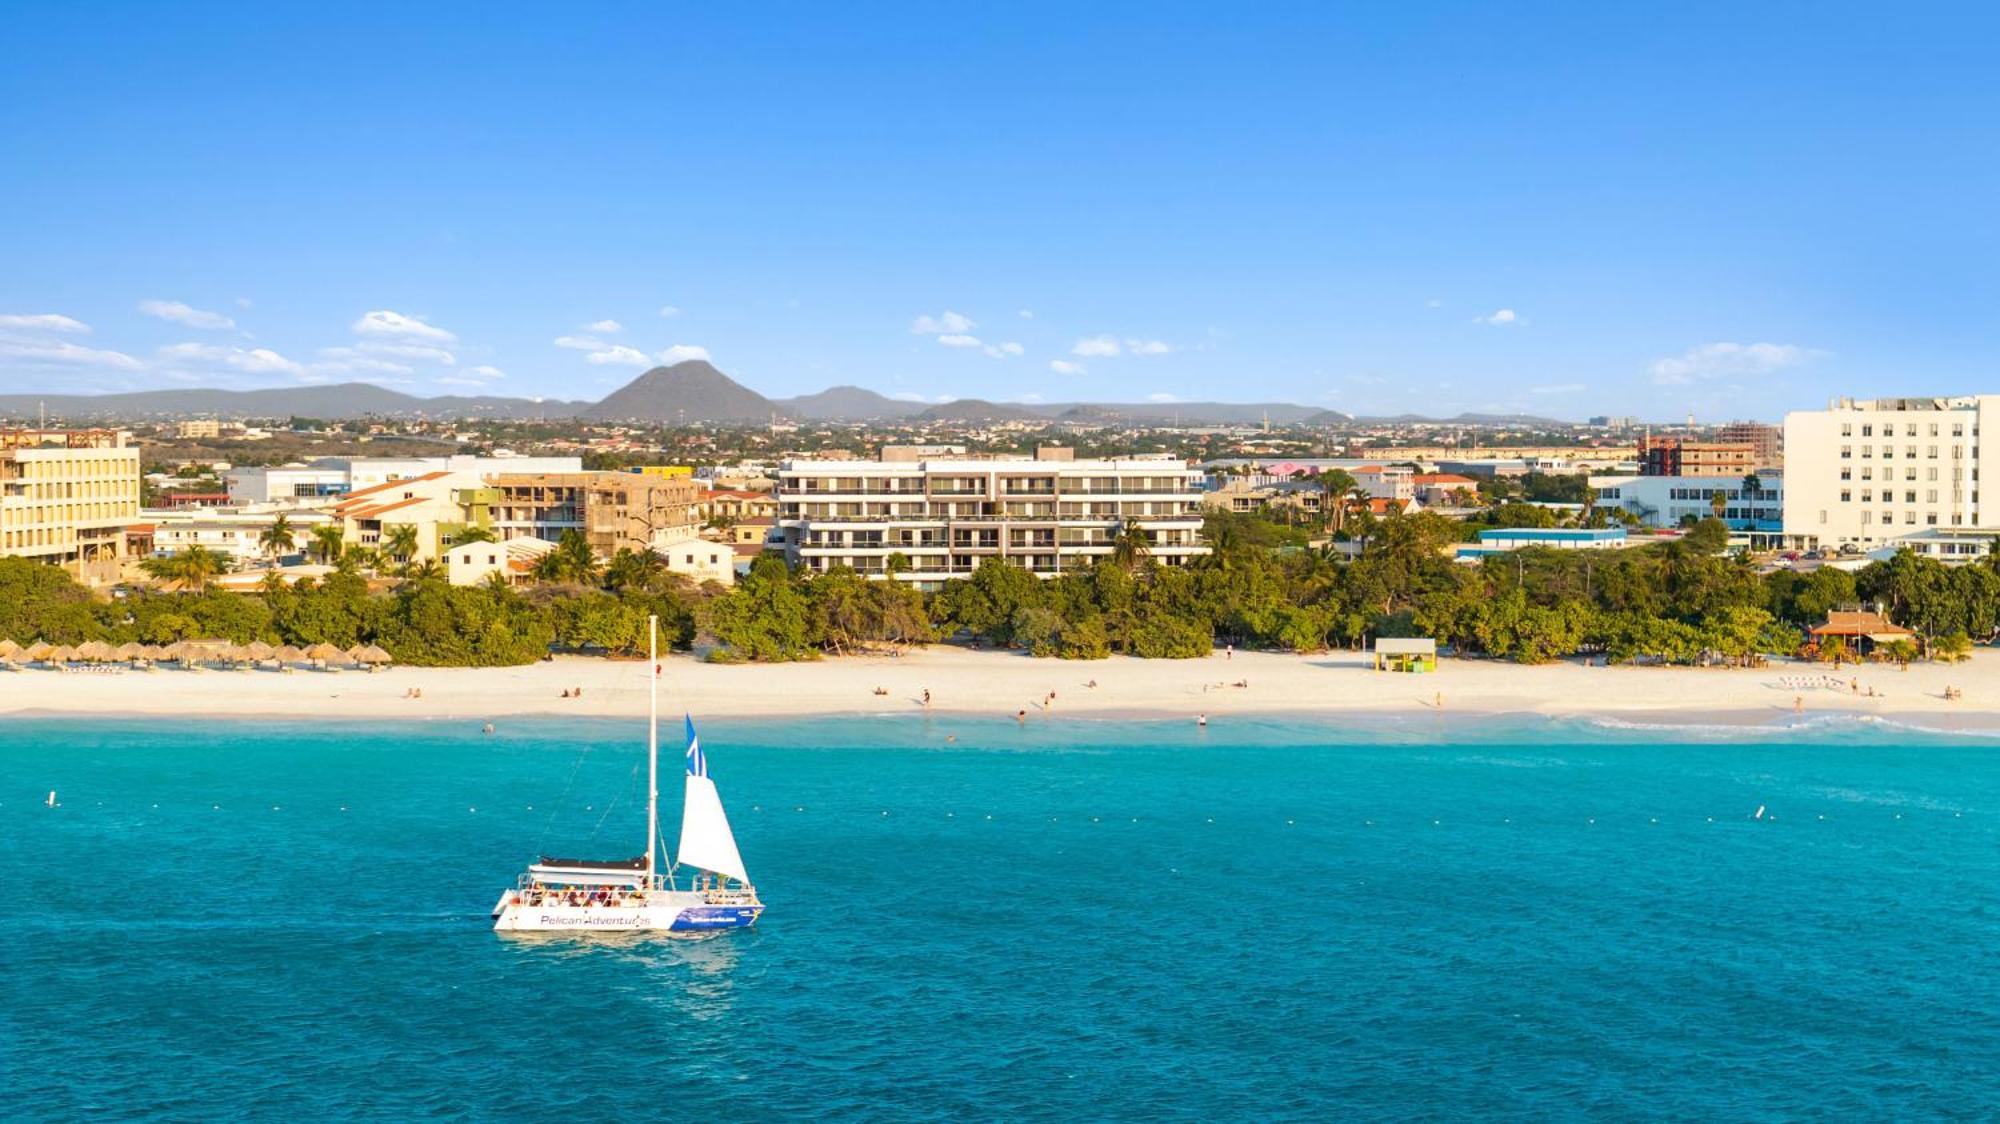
[587,761,642,842]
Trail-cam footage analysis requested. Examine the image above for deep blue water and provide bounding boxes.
[7,711,2000,1119]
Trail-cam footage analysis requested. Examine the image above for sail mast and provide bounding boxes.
[646,613,659,888]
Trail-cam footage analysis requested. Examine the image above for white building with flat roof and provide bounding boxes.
[777,449,1207,586]
[1783,396,1995,551]
[1591,471,1782,537]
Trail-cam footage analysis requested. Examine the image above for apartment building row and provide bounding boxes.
[328,469,704,561]
[776,447,1207,585]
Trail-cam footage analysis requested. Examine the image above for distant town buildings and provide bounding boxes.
[1716,421,1783,469]
[0,428,141,583]
[776,446,1207,585]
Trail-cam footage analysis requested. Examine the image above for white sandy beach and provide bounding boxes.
[1,645,1995,729]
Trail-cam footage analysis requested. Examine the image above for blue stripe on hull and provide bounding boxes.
[669,906,762,931]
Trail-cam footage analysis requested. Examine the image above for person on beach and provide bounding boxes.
[1435,691,1443,709]
[1225,644,1233,661]
[1016,708,1027,724]
[1197,713,1207,727]
[922,689,931,708]
[1794,695,1803,713]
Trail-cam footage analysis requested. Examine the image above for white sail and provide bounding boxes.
[678,774,750,885]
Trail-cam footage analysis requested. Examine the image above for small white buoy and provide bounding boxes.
[1754,805,1766,820]
[469,806,477,813]
[1587,818,1595,825]
[45,790,56,808]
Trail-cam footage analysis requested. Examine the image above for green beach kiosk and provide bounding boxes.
[1373,637,1437,673]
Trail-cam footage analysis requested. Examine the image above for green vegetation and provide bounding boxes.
[7,508,1997,668]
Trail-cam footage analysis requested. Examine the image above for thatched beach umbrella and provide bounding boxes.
[139,644,167,662]
[358,643,393,666]
[113,641,145,661]
[274,645,305,664]
[0,639,21,660]
[306,642,345,663]
[243,640,276,661]
[160,641,194,664]
[47,644,78,664]
[76,640,115,663]
[24,640,53,662]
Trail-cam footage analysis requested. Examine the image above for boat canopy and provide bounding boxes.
[529,856,650,886]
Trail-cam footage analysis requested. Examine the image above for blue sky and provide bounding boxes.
[3,3,1997,420]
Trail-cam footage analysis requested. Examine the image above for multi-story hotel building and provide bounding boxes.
[1636,434,1757,477]
[776,447,1207,585]
[0,428,142,581]
[1716,421,1783,469]
[1783,395,1994,551]
[487,471,701,556]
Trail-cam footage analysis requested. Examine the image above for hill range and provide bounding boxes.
[0,360,1564,427]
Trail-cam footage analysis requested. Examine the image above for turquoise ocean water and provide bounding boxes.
[7,711,2000,1118]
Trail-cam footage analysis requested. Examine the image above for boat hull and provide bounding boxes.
[491,893,761,933]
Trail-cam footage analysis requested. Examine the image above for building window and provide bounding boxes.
[1840,490,1851,502]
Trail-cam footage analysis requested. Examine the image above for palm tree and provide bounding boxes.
[1316,469,1357,532]
[310,525,344,565]
[383,524,421,568]
[405,559,444,583]
[258,514,296,561]
[141,545,228,593]
[605,546,666,592]
[533,530,600,585]
[1109,519,1152,570]
[453,526,497,547]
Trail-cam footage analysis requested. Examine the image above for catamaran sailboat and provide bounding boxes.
[491,616,763,933]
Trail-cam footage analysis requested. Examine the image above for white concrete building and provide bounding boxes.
[1591,472,1782,536]
[1783,396,1994,551]
[445,536,556,587]
[651,531,736,587]
[148,506,334,566]
[228,455,586,506]
[777,448,1207,586]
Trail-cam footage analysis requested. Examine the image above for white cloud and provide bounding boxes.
[434,375,503,388]
[1425,298,1443,309]
[464,364,506,379]
[234,297,253,309]
[1050,359,1086,375]
[1649,342,1812,385]
[0,338,140,369]
[1474,308,1519,326]
[139,299,235,330]
[1126,338,1172,355]
[1014,392,1046,403]
[584,319,622,333]
[588,345,653,366]
[656,344,711,364]
[1071,335,1122,358]
[658,305,681,318]
[358,341,455,365]
[0,313,90,333]
[352,309,456,343]
[554,334,604,351]
[936,334,983,349]
[983,341,1024,358]
[912,310,976,335]
[1147,392,1182,403]
[1018,309,1034,319]
[1529,382,1586,395]
[158,342,305,376]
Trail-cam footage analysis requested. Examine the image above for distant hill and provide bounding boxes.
[579,361,776,423]
[0,383,586,421]
[1344,411,1569,426]
[777,385,919,421]
[913,398,1048,423]
[0,362,1573,428]
[1048,401,1330,426]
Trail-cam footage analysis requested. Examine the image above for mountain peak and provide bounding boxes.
[580,361,775,423]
